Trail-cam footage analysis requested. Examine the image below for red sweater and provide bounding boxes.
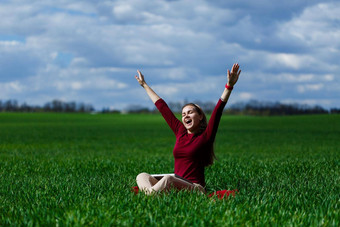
[155,98,226,187]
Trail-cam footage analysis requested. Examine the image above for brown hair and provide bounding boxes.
[182,103,216,166]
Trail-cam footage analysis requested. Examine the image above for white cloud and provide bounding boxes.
[277,73,315,82]
[0,81,24,95]
[239,92,253,100]
[278,2,340,48]
[281,98,333,107]
[54,78,127,91]
[0,40,22,47]
[265,53,318,70]
[297,84,324,93]
[151,75,226,103]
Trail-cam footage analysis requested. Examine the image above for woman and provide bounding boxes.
[135,63,241,195]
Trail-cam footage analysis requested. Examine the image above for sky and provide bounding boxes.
[1,0,339,111]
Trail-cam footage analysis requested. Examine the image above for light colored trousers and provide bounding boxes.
[136,172,205,195]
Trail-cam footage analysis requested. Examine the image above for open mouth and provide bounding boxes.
[185,119,192,126]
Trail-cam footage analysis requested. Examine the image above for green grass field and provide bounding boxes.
[0,113,339,226]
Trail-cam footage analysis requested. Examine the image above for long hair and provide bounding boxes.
[182,103,216,166]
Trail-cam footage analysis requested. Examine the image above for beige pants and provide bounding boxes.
[136,172,206,195]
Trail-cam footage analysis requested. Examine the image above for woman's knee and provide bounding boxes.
[136,172,150,182]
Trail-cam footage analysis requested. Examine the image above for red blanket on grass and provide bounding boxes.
[131,186,238,199]
[207,189,238,199]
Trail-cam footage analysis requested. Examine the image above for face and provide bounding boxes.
[182,105,203,134]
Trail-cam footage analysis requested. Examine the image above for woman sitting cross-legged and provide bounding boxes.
[134,63,241,195]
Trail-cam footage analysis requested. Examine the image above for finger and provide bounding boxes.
[236,64,239,71]
[231,64,237,73]
[138,70,145,80]
[238,70,241,76]
[234,63,239,72]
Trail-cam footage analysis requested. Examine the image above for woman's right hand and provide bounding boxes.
[135,70,146,87]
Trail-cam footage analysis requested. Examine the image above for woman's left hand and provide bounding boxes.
[227,63,241,86]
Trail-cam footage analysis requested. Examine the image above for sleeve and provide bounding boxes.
[155,99,185,136]
[205,99,227,142]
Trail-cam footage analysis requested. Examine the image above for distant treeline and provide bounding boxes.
[0,99,94,113]
[125,100,340,115]
[1,99,340,115]
[226,100,340,116]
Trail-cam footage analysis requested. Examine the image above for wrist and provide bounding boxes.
[225,83,233,91]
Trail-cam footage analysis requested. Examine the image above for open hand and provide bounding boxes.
[135,70,146,87]
[227,63,241,86]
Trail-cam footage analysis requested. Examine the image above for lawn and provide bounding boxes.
[0,113,339,226]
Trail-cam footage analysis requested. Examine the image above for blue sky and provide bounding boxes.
[1,0,339,110]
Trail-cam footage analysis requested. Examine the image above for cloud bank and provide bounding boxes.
[0,0,339,110]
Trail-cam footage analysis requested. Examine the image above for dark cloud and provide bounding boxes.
[0,41,45,82]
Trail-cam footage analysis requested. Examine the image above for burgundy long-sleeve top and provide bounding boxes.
[155,98,226,187]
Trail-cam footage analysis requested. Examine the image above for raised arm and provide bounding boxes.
[135,70,184,135]
[220,63,241,103]
[135,70,160,104]
[205,63,242,141]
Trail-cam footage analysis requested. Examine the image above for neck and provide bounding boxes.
[187,127,201,135]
